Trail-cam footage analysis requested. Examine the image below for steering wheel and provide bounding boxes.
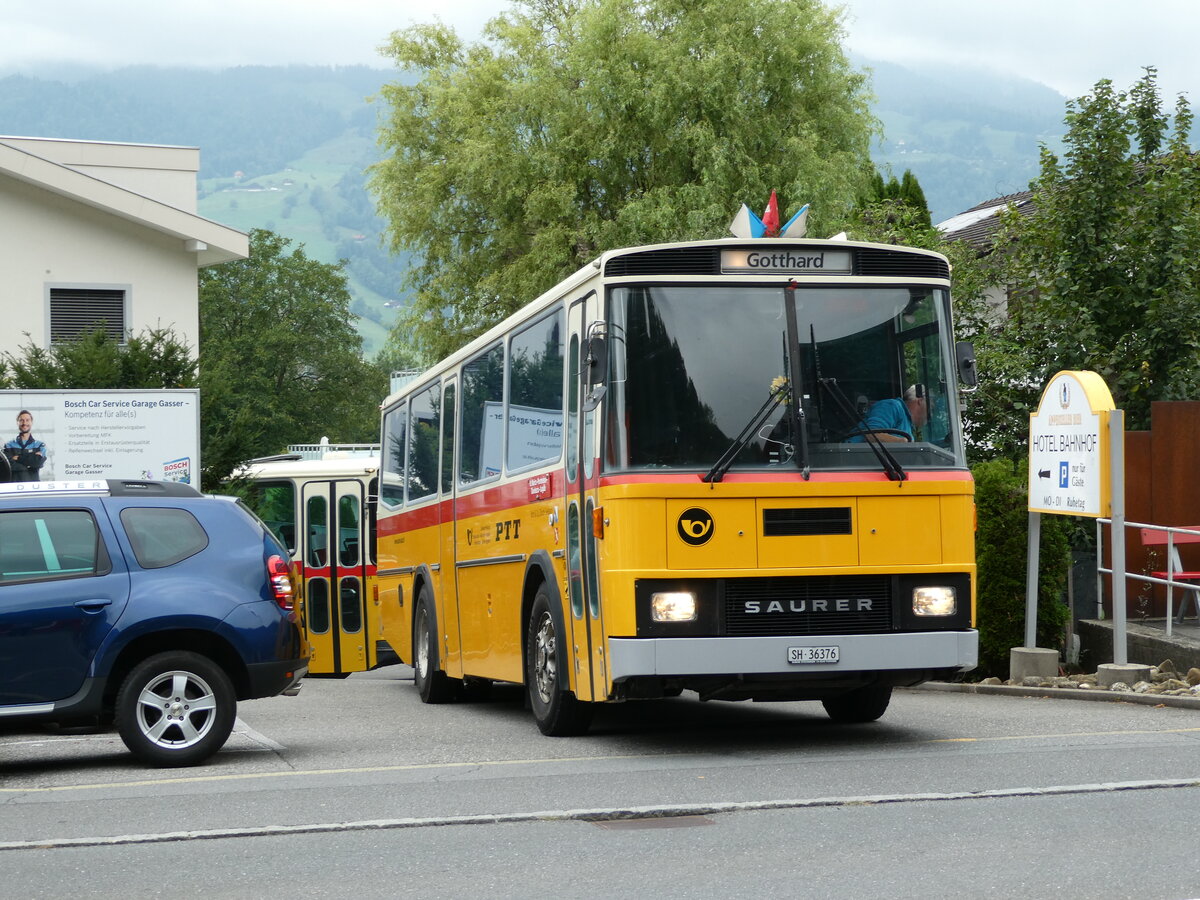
[841,428,912,442]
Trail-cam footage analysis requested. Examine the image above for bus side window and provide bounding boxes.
[441,384,456,494]
[408,383,440,502]
[507,310,565,472]
[250,480,296,555]
[307,494,328,567]
[338,494,360,567]
[459,343,504,485]
[381,401,407,508]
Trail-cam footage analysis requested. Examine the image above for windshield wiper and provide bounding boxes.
[818,376,907,482]
[702,382,789,483]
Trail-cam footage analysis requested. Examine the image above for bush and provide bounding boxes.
[972,458,1071,677]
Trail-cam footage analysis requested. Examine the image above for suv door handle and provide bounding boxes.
[74,599,113,612]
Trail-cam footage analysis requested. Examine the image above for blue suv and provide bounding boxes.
[0,479,308,766]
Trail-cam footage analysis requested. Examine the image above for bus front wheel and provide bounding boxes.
[821,684,892,723]
[413,590,456,704]
[526,585,593,736]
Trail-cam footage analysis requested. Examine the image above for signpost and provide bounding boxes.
[1023,371,1129,678]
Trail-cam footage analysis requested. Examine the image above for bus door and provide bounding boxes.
[565,294,607,702]
[301,479,370,675]
[439,376,464,679]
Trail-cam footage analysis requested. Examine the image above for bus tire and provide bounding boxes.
[413,589,456,704]
[821,684,892,723]
[526,584,593,736]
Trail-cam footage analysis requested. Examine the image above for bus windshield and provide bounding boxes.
[606,283,965,473]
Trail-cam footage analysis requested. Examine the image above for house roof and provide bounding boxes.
[0,138,248,266]
[936,190,1036,251]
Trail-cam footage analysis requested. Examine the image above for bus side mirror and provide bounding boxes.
[585,334,608,387]
[956,341,978,388]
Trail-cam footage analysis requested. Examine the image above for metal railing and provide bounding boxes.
[1096,519,1200,638]
[286,439,380,461]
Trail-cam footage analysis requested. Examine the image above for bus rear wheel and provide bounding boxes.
[413,590,456,704]
[821,684,892,723]
[526,586,593,736]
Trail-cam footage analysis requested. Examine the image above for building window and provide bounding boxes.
[49,288,127,343]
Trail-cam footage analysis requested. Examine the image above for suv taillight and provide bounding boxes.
[267,554,294,611]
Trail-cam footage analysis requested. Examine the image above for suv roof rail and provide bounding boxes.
[0,479,199,498]
[107,480,202,497]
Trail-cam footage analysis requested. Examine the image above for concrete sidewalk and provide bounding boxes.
[917,617,1200,710]
[914,679,1200,710]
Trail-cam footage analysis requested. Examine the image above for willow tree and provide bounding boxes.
[371,0,877,358]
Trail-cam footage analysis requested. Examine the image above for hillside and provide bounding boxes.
[0,62,1069,356]
[860,58,1067,219]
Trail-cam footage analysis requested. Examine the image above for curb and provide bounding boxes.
[912,680,1200,710]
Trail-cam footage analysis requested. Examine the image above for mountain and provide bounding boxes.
[0,62,1069,355]
[858,58,1067,221]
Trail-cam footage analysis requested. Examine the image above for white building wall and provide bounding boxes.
[1,176,200,356]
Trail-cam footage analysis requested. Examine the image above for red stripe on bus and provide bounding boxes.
[378,470,568,536]
[598,469,972,486]
[376,466,971,536]
[296,564,378,577]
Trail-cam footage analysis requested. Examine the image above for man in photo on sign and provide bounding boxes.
[5,410,48,481]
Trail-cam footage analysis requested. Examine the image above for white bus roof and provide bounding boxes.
[237,456,379,481]
[379,235,950,409]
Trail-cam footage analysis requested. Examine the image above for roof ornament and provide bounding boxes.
[729,191,809,239]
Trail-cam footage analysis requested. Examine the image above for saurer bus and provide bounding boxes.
[375,219,979,734]
[238,446,393,677]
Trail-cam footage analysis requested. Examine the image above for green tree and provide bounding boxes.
[972,458,1071,677]
[3,327,197,389]
[992,69,1200,437]
[865,168,932,227]
[371,0,877,359]
[198,229,383,488]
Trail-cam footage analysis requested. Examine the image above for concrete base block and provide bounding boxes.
[1096,663,1153,689]
[1009,646,1059,681]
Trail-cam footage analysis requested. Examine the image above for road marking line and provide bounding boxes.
[0,753,679,793]
[5,725,1200,793]
[931,726,1200,743]
[2,778,1198,852]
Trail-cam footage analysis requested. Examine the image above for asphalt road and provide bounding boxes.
[3,668,1200,899]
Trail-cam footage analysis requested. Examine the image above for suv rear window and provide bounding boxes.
[0,509,105,583]
[119,508,209,568]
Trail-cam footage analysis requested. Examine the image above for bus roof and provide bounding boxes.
[380,235,951,409]
[236,456,379,481]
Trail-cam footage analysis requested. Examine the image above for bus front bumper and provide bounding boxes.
[607,630,978,680]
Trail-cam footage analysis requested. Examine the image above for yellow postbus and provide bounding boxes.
[238,445,396,677]
[376,232,979,734]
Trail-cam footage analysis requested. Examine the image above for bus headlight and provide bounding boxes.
[651,591,697,622]
[913,586,956,616]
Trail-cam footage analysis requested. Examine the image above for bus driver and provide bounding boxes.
[848,384,927,442]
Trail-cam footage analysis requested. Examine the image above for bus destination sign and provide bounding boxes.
[721,248,852,275]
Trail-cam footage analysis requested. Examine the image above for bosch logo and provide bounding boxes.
[677,508,714,546]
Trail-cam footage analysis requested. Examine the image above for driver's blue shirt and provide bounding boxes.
[847,398,912,442]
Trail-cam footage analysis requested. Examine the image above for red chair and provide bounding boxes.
[1139,526,1200,623]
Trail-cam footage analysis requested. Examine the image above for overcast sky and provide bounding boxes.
[4,0,1198,102]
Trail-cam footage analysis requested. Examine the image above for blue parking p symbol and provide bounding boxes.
[1058,461,1069,488]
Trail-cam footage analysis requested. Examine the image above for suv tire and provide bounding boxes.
[116,651,237,767]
